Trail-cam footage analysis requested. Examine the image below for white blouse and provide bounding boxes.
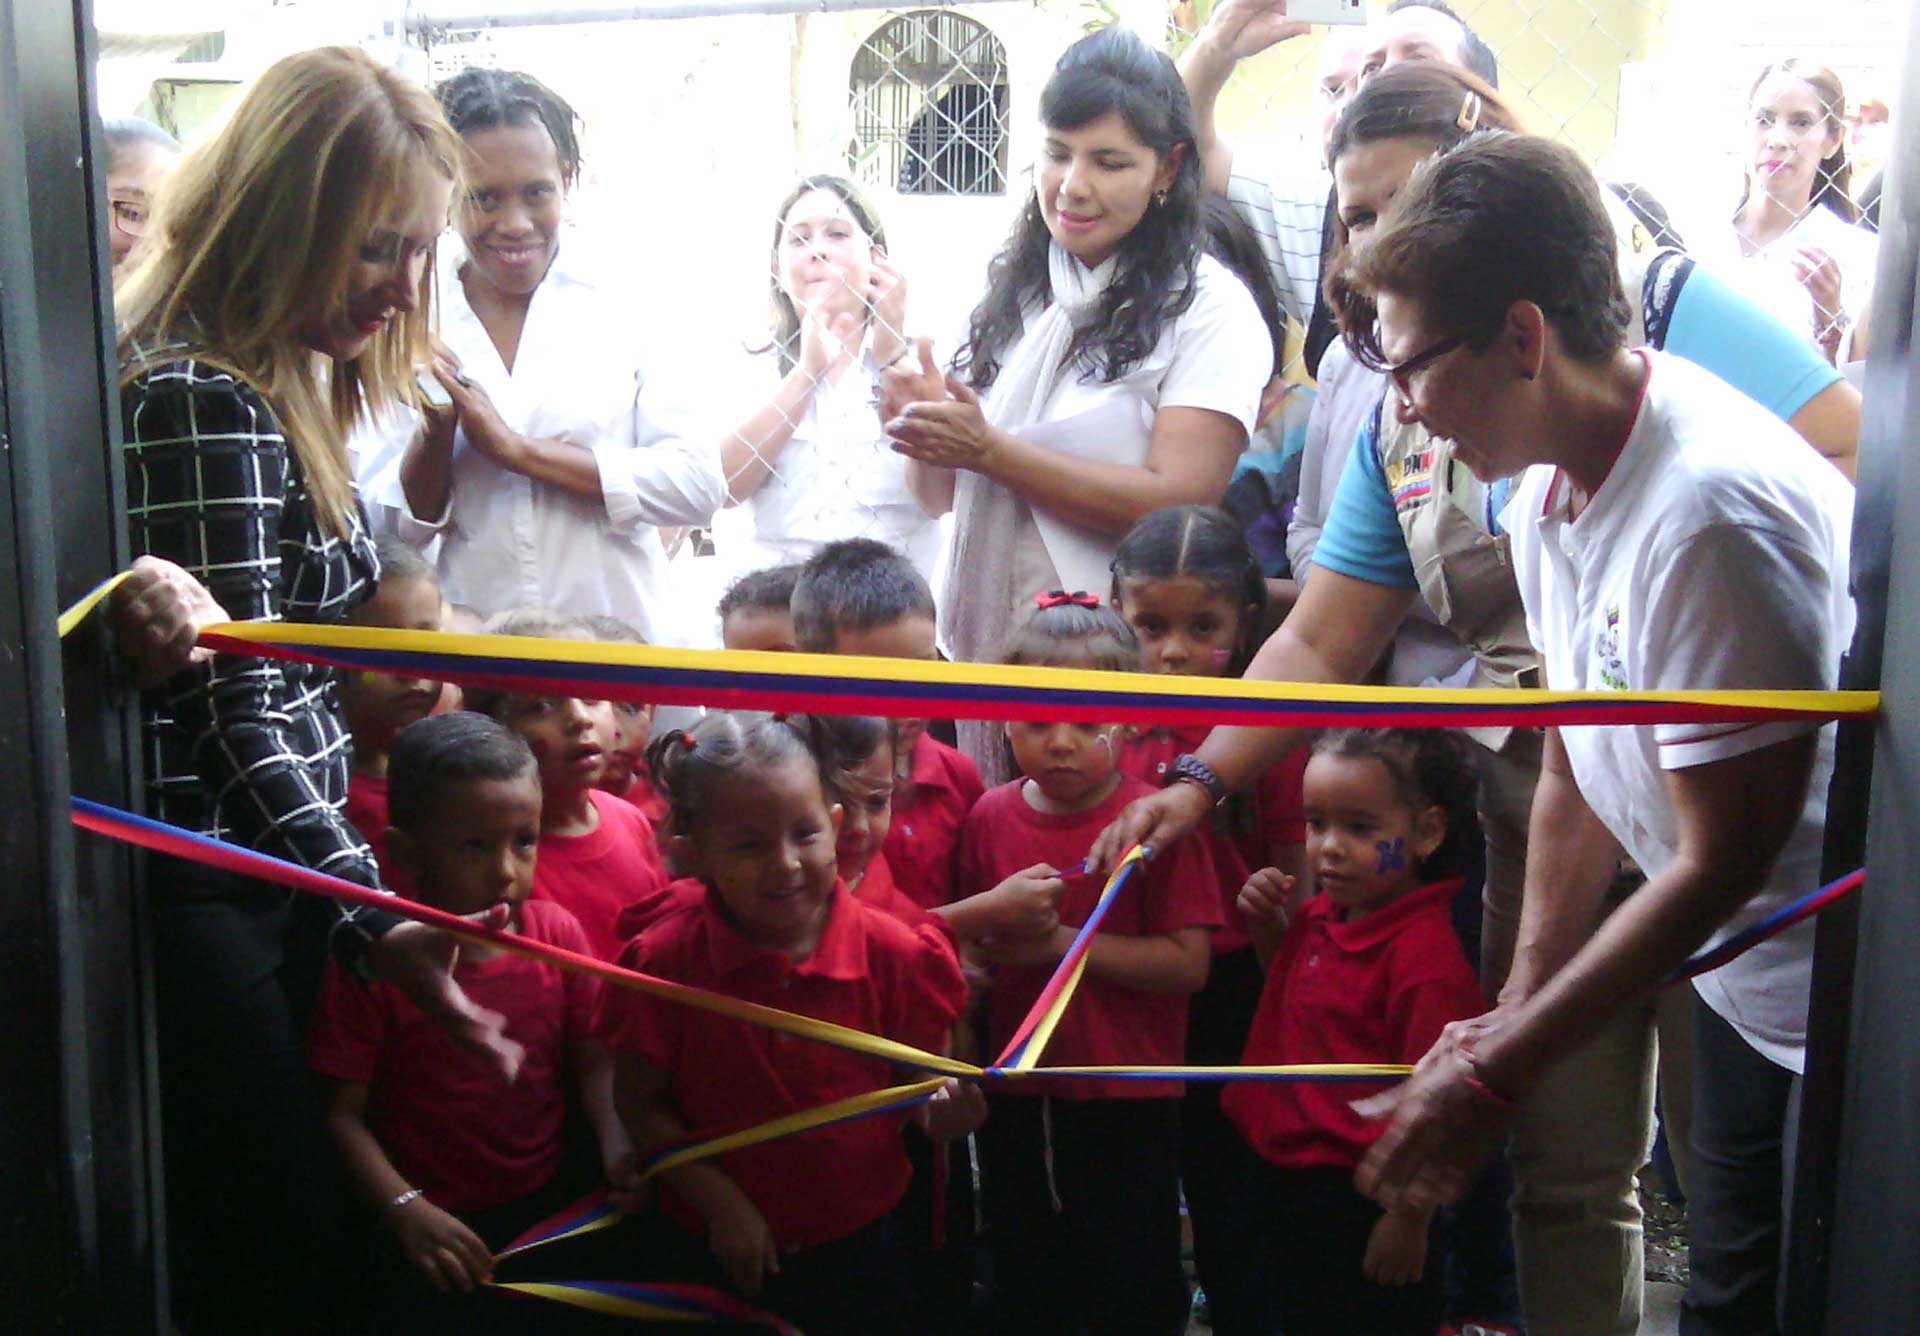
[354,248,727,644]
[721,339,943,583]
[1707,203,1879,360]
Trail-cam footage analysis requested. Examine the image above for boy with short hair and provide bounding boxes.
[791,539,983,1333]
[308,711,632,1320]
[717,562,802,653]
[341,537,449,877]
[791,539,983,911]
[463,609,669,959]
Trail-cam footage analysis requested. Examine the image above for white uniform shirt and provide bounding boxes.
[1704,203,1879,359]
[1022,253,1270,596]
[354,249,728,643]
[1507,351,1856,1072]
[723,338,943,582]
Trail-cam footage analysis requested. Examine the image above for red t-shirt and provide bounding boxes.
[345,771,394,881]
[883,736,984,911]
[597,886,965,1250]
[618,768,670,827]
[1223,879,1482,1171]
[534,789,669,959]
[306,900,598,1213]
[958,775,1223,1100]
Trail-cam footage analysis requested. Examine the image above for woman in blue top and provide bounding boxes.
[1092,61,1857,1336]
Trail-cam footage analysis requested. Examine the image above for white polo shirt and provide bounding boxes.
[1507,351,1856,1072]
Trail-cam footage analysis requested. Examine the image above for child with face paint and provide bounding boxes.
[949,594,1223,1336]
[1223,728,1484,1336]
[1109,504,1309,1336]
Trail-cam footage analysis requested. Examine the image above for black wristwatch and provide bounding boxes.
[1168,752,1228,806]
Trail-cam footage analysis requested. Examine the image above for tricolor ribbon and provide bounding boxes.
[52,590,1875,1330]
[188,620,1876,732]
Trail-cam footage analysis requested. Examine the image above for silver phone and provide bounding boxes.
[1284,0,1367,23]
[415,368,453,409]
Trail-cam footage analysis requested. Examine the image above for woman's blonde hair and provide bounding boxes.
[116,46,460,537]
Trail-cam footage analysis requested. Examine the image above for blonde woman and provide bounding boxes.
[116,47,514,1331]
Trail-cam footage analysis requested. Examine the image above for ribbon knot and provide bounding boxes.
[1035,589,1101,610]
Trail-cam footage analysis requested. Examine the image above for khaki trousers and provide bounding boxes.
[1472,730,1658,1336]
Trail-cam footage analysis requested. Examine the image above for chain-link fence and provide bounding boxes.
[117,1,1904,639]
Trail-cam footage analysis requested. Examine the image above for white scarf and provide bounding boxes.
[939,244,1119,665]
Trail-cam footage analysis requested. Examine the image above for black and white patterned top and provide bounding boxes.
[122,349,397,953]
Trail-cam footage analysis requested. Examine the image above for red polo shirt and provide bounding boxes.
[613,875,702,947]
[1121,726,1308,955]
[958,775,1223,1100]
[883,736,984,910]
[307,900,597,1213]
[1223,879,1482,1171]
[597,885,965,1250]
[533,789,669,959]
[852,852,937,928]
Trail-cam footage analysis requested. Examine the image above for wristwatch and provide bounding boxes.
[1168,752,1227,806]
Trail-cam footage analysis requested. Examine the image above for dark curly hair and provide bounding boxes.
[954,27,1203,392]
[435,67,584,188]
[1312,728,1479,879]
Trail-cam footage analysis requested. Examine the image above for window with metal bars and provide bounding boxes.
[848,10,1009,196]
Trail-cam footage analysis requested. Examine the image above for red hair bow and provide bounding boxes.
[1035,590,1101,609]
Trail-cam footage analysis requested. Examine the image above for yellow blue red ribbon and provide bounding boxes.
[192,620,1877,731]
[54,595,1876,1330]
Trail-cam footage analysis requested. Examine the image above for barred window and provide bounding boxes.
[849,10,1009,197]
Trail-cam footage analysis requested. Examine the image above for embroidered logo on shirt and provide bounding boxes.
[1386,447,1436,510]
[1597,605,1628,691]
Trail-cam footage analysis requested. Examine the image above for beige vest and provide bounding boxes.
[1373,193,1659,747]
[1377,415,1540,750]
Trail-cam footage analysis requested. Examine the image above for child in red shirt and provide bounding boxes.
[791,539,981,912]
[948,596,1222,1336]
[339,538,449,880]
[1111,505,1310,1336]
[584,614,668,825]
[308,712,632,1327]
[1225,729,1485,1336]
[783,710,983,1332]
[599,713,971,1335]
[463,609,669,959]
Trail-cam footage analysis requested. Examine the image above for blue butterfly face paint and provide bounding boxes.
[1374,838,1407,875]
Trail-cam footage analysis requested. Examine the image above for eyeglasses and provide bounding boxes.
[1380,322,1499,400]
[109,198,150,236]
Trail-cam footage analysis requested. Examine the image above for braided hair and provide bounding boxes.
[435,67,584,188]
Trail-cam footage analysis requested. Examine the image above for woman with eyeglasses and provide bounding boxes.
[102,117,179,276]
[1091,60,1858,1336]
[1350,130,1850,1336]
